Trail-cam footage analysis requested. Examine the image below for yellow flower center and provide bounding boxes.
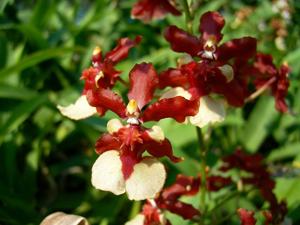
[126,99,138,115]
[93,46,102,55]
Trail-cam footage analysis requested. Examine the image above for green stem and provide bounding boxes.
[180,0,194,34]
[196,127,207,224]
[209,189,240,214]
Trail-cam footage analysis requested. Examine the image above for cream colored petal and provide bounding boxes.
[147,125,165,142]
[189,96,225,128]
[160,87,191,100]
[124,214,145,225]
[159,215,167,225]
[218,64,234,82]
[91,150,126,195]
[177,55,193,67]
[57,95,97,120]
[125,157,166,200]
[107,118,123,134]
[40,212,89,225]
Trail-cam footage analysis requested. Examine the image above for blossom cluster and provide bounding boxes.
[53,1,291,225]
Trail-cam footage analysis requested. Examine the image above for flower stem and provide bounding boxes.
[196,127,207,224]
[118,77,129,87]
[245,77,276,102]
[180,0,194,34]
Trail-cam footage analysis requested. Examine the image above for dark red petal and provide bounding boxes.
[141,97,199,123]
[221,149,264,172]
[142,132,181,162]
[206,176,231,191]
[199,11,225,43]
[217,37,257,62]
[142,202,161,225]
[86,89,126,118]
[101,60,121,88]
[81,67,99,93]
[159,68,189,89]
[253,53,277,78]
[275,95,289,113]
[81,65,120,92]
[131,0,181,22]
[104,36,141,64]
[163,201,200,220]
[95,133,122,154]
[273,64,290,113]
[96,106,107,117]
[120,150,139,180]
[262,211,273,225]
[237,208,256,225]
[162,175,200,201]
[212,80,248,107]
[128,63,159,109]
[164,25,202,57]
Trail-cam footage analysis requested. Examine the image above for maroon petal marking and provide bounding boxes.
[141,96,199,123]
[206,176,232,191]
[120,149,139,180]
[263,211,273,225]
[159,68,189,89]
[81,67,99,93]
[96,107,107,117]
[252,54,290,112]
[101,60,121,88]
[199,11,225,43]
[157,174,201,220]
[128,63,159,109]
[86,89,126,118]
[95,133,122,154]
[142,202,162,225]
[81,64,120,92]
[162,175,200,200]
[131,0,181,22]
[166,201,200,220]
[105,36,141,64]
[237,209,256,225]
[142,131,181,162]
[253,53,277,78]
[273,64,290,113]
[212,79,248,107]
[217,37,257,62]
[221,149,264,172]
[164,25,202,57]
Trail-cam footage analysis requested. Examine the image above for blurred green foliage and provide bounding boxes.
[0,0,300,224]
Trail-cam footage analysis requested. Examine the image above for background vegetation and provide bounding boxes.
[0,0,300,224]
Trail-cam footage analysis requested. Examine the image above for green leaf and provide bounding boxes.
[0,47,85,80]
[0,34,8,69]
[240,96,279,152]
[17,24,48,49]
[275,178,300,208]
[284,48,300,74]
[30,0,54,28]
[0,83,36,99]
[267,142,300,162]
[0,94,48,142]
[0,0,13,13]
